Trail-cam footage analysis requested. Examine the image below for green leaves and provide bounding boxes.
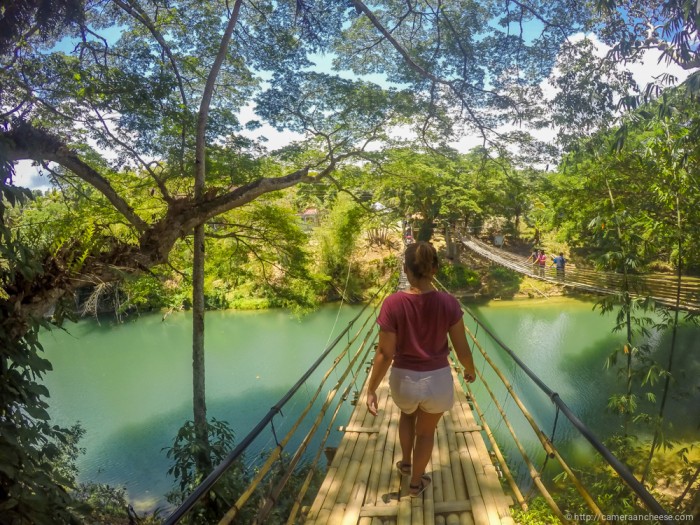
[257,72,416,151]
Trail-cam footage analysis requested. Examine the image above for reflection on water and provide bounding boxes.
[40,297,700,510]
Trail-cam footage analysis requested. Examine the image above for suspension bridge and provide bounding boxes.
[162,250,688,525]
[460,234,700,314]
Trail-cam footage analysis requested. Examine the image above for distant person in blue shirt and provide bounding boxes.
[551,252,566,279]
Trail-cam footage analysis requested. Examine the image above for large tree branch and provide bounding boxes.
[195,0,244,194]
[1,123,148,232]
[191,166,315,222]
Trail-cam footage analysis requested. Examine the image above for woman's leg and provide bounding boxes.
[410,408,443,487]
[398,410,417,466]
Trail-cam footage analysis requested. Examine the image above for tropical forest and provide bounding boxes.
[0,0,699,524]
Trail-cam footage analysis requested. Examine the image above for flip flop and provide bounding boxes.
[395,461,411,475]
[409,475,431,498]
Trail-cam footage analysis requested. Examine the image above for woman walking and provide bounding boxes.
[366,241,476,497]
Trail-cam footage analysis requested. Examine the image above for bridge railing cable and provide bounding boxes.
[164,276,393,525]
[439,279,674,524]
[220,300,382,524]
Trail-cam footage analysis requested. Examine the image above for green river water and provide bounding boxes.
[40,297,700,513]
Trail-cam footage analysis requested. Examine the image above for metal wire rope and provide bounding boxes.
[441,282,673,522]
[164,276,392,524]
[253,324,380,524]
[218,298,384,523]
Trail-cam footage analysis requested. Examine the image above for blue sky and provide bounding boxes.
[11,21,691,190]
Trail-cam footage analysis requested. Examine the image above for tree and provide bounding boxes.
[0,1,415,519]
[547,82,700,452]
[549,37,638,152]
[2,0,698,519]
[0,0,84,57]
[596,0,700,73]
[314,193,365,301]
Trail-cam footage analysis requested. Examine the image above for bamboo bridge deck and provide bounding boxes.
[304,365,515,525]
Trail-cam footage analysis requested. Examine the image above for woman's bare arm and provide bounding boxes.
[449,319,476,382]
[366,329,396,415]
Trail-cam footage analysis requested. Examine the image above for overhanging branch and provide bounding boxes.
[1,123,148,232]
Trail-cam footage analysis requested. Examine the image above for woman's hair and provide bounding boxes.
[405,241,439,279]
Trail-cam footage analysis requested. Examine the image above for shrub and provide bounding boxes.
[438,262,481,290]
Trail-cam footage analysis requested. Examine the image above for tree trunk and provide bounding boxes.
[192,223,211,473]
[189,0,243,476]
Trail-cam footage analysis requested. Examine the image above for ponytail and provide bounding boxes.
[404,241,438,279]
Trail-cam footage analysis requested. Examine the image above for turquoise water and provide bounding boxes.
[39,297,700,511]
[465,297,700,482]
[41,305,365,512]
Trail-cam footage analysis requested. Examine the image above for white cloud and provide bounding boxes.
[13,161,53,192]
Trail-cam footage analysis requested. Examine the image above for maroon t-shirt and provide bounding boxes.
[376,290,463,371]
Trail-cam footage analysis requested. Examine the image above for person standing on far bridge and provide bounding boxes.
[536,249,548,277]
[525,248,539,274]
[366,241,477,498]
[551,252,566,280]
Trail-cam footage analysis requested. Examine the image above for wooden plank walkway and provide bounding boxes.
[304,365,515,525]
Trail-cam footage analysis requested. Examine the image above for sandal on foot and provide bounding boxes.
[395,461,411,475]
[409,475,431,498]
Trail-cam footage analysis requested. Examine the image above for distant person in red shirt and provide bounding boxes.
[536,249,547,277]
[366,241,476,497]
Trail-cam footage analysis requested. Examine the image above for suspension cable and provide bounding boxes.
[220,301,382,524]
[449,290,673,522]
[164,277,391,525]
[253,326,380,524]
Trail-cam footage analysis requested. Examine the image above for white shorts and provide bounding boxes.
[389,366,454,414]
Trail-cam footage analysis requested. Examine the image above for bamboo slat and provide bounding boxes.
[431,429,446,525]
[439,414,462,525]
[376,397,399,511]
[465,387,526,511]
[444,412,469,501]
[304,367,515,525]
[397,494,411,522]
[328,433,369,524]
[411,492,424,525]
[364,386,391,508]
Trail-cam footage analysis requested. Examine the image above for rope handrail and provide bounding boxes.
[452,314,607,522]
[453,295,673,523]
[283,333,376,524]
[221,299,383,524]
[164,276,392,525]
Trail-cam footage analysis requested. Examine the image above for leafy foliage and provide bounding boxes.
[437,262,481,291]
[0,0,85,56]
[163,417,324,524]
[314,193,366,301]
[548,86,700,273]
[485,266,523,299]
[164,418,253,523]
